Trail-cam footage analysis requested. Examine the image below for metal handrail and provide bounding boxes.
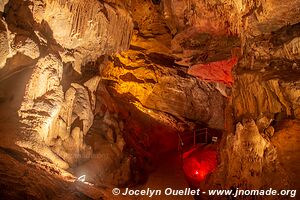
[178,127,216,157]
[179,128,211,143]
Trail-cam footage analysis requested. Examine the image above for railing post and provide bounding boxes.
[205,128,208,143]
[194,129,196,147]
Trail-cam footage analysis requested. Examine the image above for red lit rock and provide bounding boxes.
[188,56,238,85]
[182,147,217,187]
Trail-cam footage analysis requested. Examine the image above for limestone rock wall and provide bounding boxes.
[161,0,300,36]
[102,49,227,130]
[0,0,299,192]
[233,72,300,120]
[0,0,8,12]
[206,119,287,194]
[0,0,133,171]
[0,19,11,70]
[40,0,133,51]
[0,0,133,76]
[19,54,64,140]
[202,118,300,200]
[233,23,300,121]
[213,18,300,197]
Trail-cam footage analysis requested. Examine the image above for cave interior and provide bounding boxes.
[0,0,299,199]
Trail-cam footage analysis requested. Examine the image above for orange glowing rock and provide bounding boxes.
[187,56,238,85]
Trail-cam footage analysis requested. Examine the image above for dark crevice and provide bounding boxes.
[120,72,145,83]
[270,22,300,46]
[130,45,146,51]
[147,52,175,68]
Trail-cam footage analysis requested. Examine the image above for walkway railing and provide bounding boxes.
[178,128,216,160]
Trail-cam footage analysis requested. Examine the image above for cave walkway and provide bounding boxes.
[132,151,194,200]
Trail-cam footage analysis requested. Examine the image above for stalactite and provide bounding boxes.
[43,0,133,52]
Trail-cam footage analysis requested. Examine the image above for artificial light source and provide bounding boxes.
[77,175,86,182]
[182,148,217,187]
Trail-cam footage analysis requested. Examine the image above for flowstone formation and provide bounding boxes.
[1,0,134,185]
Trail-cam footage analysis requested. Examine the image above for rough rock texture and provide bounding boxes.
[5,0,134,172]
[0,0,300,198]
[102,49,228,130]
[162,0,300,36]
[224,119,277,187]
[1,0,133,75]
[0,148,83,200]
[248,0,300,35]
[18,54,69,169]
[39,0,133,69]
[271,120,300,191]
[203,119,292,200]
[13,35,40,59]
[188,56,238,85]
[160,0,300,68]
[47,82,95,167]
[216,20,300,196]
[19,54,63,140]
[40,0,132,49]
[0,0,8,12]
[0,19,11,69]
[233,23,300,121]
[76,108,130,186]
[233,71,300,120]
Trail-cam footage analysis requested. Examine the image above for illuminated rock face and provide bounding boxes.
[40,0,133,72]
[233,23,300,121]
[102,50,228,130]
[183,148,218,187]
[0,19,11,69]
[0,0,299,196]
[218,119,278,188]
[188,56,238,85]
[3,0,134,170]
[162,0,300,36]
[39,0,133,50]
[1,0,133,74]
[19,54,64,141]
[17,54,70,169]
[0,0,8,12]
[233,72,300,120]
[47,82,96,166]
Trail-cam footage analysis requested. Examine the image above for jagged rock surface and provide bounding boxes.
[38,0,133,50]
[76,107,130,186]
[47,82,95,166]
[203,119,292,199]
[0,19,13,71]
[102,49,228,130]
[233,23,300,121]
[233,71,300,120]
[8,0,134,170]
[1,0,133,75]
[0,0,300,198]
[19,54,64,140]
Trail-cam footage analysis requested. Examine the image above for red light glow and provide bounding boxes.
[187,56,238,85]
[182,148,217,187]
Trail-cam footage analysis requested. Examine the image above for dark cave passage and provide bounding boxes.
[114,97,222,190]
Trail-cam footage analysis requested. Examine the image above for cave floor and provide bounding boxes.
[130,151,193,200]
